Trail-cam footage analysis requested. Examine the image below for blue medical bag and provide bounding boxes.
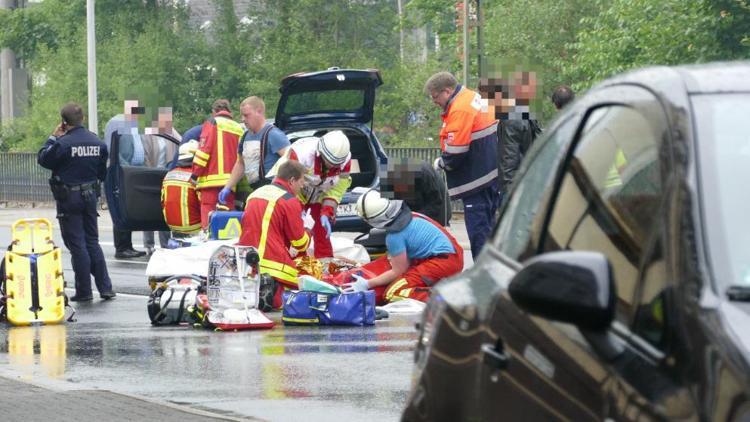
[208,211,244,240]
[281,290,376,326]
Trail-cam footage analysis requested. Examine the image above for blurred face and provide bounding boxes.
[241,104,265,132]
[124,100,139,120]
[430,88,452,109]
[158,108,173,133]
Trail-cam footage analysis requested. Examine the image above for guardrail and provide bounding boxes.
[0,149,463,211]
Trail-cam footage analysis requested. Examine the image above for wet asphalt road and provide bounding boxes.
[0,227,426,421]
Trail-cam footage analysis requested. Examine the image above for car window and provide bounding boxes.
[542,104,665,323]
[493,117,578,261]
[285,89,365,115]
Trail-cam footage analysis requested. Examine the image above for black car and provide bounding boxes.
[105,68,387,233]
[403,61,750,421]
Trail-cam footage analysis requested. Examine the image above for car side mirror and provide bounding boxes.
[508,251,615,331]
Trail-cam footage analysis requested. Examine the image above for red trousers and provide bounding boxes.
[306,202,333,259]
[366,253,463,305]
[198,187,235,229]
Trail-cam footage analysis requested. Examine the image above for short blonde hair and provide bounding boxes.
[424,72,458,95]
[240,96,265,113]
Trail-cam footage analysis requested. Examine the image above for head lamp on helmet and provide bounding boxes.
[318,130,350,167]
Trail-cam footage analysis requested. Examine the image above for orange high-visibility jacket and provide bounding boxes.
[191,111,244,189]
[161,167,201,233]
[439,86,499,199]
[238,179,310,287]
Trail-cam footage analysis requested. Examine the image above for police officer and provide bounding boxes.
[38,102,116,301]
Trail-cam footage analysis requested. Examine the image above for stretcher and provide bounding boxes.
[3,219,66,326]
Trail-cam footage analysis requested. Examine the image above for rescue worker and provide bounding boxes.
[425,71,500,258]
[191,99,244,228]
[238,160,310,308]
[270,130,352,258]
[37,102,116,301]
[344,189,463,304]
[218,96,290,205]
[161,140,201,235]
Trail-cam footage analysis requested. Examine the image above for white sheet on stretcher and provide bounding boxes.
[145,236,370,278]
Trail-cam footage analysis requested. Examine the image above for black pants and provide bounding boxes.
[57,189,112,296]
[113,227,134,252]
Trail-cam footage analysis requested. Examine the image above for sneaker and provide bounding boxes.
[115,249,147,259]
[100,291,117,300]
[69,294,93,302]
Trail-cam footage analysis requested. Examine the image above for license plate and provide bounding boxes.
[336,203,357,217]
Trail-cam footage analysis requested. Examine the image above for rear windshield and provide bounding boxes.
[692,93,750,291]
[284,89,365,115]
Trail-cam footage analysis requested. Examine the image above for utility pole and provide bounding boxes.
[397,0,404,62]
[476,0,483,79]
[0,0,18,127]
[86,0,98,135]
[462,0,469,86]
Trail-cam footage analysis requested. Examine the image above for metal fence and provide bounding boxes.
[0,152,54,202]
[0,149,462,211]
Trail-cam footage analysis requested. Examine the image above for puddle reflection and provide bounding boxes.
[7,325,67,378]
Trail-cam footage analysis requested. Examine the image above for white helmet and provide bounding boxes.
[318,130,350,166]
[177,140,199,163]
[356,189,405,229]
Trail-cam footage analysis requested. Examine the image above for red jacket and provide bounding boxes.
[238,179,310,287]
[191,111,244,189]
[161,167,201,233]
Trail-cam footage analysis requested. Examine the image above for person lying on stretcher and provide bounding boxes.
[342,189,464,305]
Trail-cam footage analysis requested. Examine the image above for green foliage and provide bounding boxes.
[564,0,727,92]
[0,0,747,151]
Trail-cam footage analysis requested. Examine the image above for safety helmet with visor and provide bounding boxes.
[356,189,409,230]
[176,140,199,167]
[317,130,350,167]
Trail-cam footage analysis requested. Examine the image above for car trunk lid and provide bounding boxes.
[275,68,383,131]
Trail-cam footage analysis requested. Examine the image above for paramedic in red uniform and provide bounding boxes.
[191,99,244,229]
[238,160,310,305]
[344,189,463,305]
[425,72,500,258]
[268,130,351,259]
[161,140,201,235]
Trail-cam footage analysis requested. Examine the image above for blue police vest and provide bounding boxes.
[37,126,109,185]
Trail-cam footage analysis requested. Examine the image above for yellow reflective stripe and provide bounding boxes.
[261,265,298,284]
[282,317,319,324]
[257,200,278,258]
[180,187,189,227]
[193,156,208,167]
[291,232,309,249]
[217,130,224,178]
[399,288,413,298]
[194,150,210,160]
[385,278,408,302]
[250,185,286,202]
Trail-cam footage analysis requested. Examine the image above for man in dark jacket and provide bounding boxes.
[479,72,542,199]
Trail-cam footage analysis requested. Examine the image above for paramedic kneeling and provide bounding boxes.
[345,189,463,304]
[37,102,115,302]
[238,160,310,307]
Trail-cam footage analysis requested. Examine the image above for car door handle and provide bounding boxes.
[481,343,510,370]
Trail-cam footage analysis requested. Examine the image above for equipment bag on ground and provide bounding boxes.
[147,275,203,325]
[281,290,376,326]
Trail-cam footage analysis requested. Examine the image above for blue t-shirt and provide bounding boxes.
[238,124,291,175]
[386,217,455,259]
